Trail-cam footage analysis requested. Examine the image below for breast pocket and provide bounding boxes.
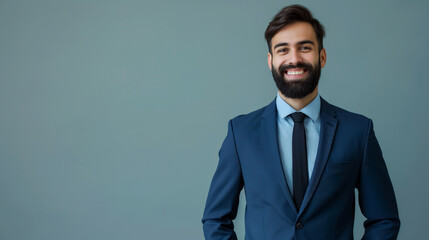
[320,160,360,191]
[323,160,358,175]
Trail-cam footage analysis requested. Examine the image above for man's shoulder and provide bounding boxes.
[229,99,275,128]
[322,98,372,128]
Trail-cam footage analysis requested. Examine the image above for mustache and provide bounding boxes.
[279,62,313,72]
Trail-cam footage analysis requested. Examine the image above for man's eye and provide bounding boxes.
[277,48,288,53]
[300,46,311,51]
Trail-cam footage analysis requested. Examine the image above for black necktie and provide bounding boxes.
[290,112,309,210]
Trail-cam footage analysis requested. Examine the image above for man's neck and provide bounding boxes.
[279,88,318,111]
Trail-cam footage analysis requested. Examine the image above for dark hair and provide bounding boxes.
[264,4,325,53]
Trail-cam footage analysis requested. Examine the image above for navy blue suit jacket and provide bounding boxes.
[202,98,400,240]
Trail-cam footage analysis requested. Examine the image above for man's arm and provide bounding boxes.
[358,120,400,239]
[202,120,244,240]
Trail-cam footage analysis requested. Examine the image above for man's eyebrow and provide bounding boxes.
[298,40,315,46]
[273,42,288,50]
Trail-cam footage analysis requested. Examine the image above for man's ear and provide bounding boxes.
[267,52,272,70]
[320,48,327,68]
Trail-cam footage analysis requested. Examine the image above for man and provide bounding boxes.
[202,4,400,240]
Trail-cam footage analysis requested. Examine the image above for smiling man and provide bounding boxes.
[202,5,400,240]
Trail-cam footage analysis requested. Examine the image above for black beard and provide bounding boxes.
[271,61,321,99]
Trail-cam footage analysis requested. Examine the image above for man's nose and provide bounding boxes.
[287,50,302,66]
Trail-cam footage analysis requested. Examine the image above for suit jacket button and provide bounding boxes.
[296,222,303,229]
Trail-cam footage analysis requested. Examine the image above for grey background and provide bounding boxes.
[0,0,428,239]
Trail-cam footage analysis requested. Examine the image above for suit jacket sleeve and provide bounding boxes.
[202,120,244,240]
[358,120,400,239]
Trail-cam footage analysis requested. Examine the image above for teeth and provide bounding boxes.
[287,70,304,75]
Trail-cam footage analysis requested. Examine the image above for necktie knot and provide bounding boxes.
[290,112,307,123]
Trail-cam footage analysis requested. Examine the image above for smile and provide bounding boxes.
[284,68,307,77]
[287,70,305,75]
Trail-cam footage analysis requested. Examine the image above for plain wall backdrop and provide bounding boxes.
[1,0,428,239]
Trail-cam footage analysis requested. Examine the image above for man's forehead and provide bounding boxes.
[272,22,317,45]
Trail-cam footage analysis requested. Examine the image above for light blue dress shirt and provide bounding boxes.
[276,92,321,194]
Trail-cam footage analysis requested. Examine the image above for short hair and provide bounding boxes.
[264,4,325,53]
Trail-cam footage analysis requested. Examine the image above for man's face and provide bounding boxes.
[268,22,326,99]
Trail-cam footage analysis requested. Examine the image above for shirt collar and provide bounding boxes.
[276,92,321,122]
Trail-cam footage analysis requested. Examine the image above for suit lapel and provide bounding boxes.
[261,100,298,215]
[298,98,338,216]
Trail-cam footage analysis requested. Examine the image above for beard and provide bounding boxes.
[271,60,321,99]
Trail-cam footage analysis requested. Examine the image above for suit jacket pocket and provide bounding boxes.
[324,160,357,175]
